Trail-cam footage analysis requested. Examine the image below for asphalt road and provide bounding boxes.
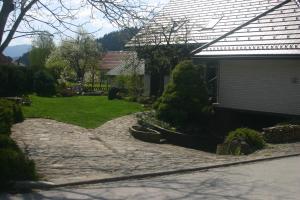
[2,156,300,200]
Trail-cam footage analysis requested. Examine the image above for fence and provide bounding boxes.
[83,86,111,92]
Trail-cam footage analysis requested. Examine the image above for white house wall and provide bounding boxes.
[218,59,300,116]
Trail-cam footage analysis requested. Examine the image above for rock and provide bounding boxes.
[263,125,300,144]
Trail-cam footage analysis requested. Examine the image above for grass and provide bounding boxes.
[22,95,143,128]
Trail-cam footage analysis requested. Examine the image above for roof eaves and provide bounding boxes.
[191,0,292,55]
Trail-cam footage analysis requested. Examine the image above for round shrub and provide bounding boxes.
[225,128,266,155]
[154,60,211,131]
[108,87,121,100]
[33,70,56,96]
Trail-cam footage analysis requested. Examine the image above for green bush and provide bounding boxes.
[0,148,37,187]
[0,99,24,134]
[0,99,14,134]
[0,134,19,150]
[56,83,76,97]
[33,70,56,96]
[12,103,24,123]
[0,65,34,97]
[224,128,266,155]
[154,60,211,131]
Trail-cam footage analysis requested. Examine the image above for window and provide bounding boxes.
[171,20,187,32]
[203,17,223,29]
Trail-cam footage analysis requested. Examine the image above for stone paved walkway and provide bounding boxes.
[11,115,300,184]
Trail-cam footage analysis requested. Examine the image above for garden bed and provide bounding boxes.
[136,116,220,152]
[129,125,164,143]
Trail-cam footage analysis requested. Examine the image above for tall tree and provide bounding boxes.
[0,0,156,54]
[60,30,101,84]
[29,33,54,69]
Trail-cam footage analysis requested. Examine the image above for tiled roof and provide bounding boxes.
[129,0,300,56]
[105,52,145,76]
[196,0,300,56]
[100,51,132,70]
[106,61,145,76]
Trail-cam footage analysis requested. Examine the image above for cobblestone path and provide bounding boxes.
[11,115,300,184]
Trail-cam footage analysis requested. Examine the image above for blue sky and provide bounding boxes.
[9,0,168,46]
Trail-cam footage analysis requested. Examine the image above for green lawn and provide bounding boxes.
[23,96,142,128]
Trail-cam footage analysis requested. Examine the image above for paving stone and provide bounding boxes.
[11,115,300,184]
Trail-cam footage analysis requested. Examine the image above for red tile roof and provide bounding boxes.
[100,51,132,70]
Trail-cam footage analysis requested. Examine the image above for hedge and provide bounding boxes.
[0,65,34,97]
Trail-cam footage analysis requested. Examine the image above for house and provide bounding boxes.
[100,51,147,93]
[105,51,145,77]
[129,0,300,116]
[99,51,134,86]
[100,51,131,74]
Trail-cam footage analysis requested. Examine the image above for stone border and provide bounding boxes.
[14,153,300,190]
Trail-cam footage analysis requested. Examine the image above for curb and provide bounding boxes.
[14,153,300,190]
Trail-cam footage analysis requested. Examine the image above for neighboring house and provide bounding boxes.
[99,51,131,86]
[129,0,300,116]
[100,51,148,94]
[106,52,145,76]
[100,51,130,74]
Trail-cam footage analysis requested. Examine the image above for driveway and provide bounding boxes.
[11,115,300,184]
[2,156,300,200]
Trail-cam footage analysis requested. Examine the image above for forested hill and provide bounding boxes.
[97,27,139,51]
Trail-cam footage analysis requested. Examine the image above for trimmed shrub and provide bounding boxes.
[0,65,34,97]
[223,128,266,155]
[0,135,19,151]
[33,70,56,96]
[0,148,37,187]
[154,60,211,131]
[0,99,24,134]
[0,99,14,134]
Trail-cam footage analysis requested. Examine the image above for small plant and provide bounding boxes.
[108,87,121,100]
[137,111,175,131]
[56,82,76,97]
[224,128,266,155]
[12,103,24,123]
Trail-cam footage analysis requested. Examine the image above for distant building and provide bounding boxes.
[100,51,147,94]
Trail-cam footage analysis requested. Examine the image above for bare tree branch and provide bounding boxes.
[0,0,158,54]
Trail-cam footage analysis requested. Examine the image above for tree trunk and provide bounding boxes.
[0,0,15,49]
